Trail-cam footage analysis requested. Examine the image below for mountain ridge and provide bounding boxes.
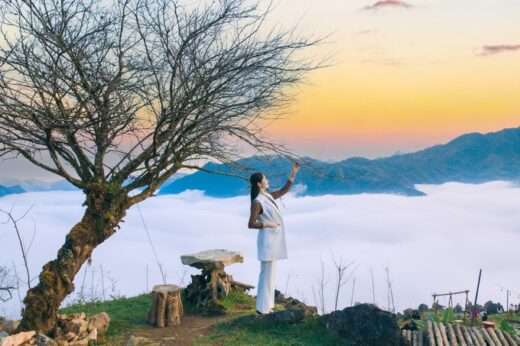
[1,126,519,198]
[159,126,520,197]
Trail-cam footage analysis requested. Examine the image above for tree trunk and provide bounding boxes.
[15,190,129,335]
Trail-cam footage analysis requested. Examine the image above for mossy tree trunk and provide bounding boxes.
[14,188,129,335]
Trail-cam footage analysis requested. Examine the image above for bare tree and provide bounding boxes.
[0,0,322,333]
[312,258,329,315]
[370,266,376,305]
[330,251,357,311]
[383,265,396,313]
[350,277,356,307]
[0,205,37,290]
[0,266,17,302]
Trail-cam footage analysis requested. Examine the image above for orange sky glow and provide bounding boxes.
[254,0,520,159]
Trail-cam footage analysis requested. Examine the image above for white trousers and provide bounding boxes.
[256,260,277,313]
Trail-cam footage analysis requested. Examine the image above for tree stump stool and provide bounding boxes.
[181,249,254,313]
[147,284,183,327]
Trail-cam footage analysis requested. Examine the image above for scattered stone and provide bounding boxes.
[53,327,64,339]
[54,337,69,346]
[234,306,312,325]
[35,333,58,346]
[87,312,110,335]
[65,319,87,338]
[0,320,19,335]
[69,313,85,321]
[125,335,157,346]
[0,330,35,346]
[68,337,89,346]
[274,290,318,314]
[324,303,407,346]
[64,332,77,342]
[160,336,176,342]
[87,328,97,341]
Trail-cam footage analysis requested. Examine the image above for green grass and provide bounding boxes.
[193,314,342,346]
[57,289,343,346]
[58,293,152,345]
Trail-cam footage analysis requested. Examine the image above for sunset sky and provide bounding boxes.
[1,0,520,179]
[259,0,520,159]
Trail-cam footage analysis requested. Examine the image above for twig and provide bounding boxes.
[0,204,35,289]
[330,250,357,311]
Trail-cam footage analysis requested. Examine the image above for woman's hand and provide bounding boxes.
[289,161,300,181]
[263,221,280,228]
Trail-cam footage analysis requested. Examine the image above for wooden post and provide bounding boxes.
[427,320,436,346]
[471,327,486,346]
[447,323,459,346]
[412,330,418,346]
[481,327,496,346]
[148,284,183,328]
[487,328,502,346]
[472,269,482,326]
[416,330,424,346]
[439,323,449,346]
[501,329,517,346]
[461,326,474,346]
[468,326,482,346]
[494,329,508,346]
[454,323,467,346]
[433,321,445,346]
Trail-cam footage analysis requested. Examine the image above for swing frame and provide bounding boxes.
[431,290,470,322]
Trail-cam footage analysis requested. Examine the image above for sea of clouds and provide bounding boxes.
[1,181,520,320]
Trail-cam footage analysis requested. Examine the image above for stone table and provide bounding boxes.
[181,249,254,313]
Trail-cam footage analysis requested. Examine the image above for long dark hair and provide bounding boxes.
[249,172,264,204]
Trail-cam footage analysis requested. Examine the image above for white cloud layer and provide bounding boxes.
[1,181,520,320]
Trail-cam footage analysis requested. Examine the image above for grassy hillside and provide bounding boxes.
[58,290,341,345]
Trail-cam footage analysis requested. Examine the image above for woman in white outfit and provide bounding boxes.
[248,161,300,314]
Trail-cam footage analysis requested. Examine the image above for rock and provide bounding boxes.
[180,249,243,271]
[0,320,19,335]
[236,307,310,324]
[0,330,35,346]
[65,319,87,338]
[68,337,89,346]
[64,332,77,342]
[87,329,96,341]
[35,333,58,346]
[69,314,85,321]
[87,312,109,336]
[124,335,156,346]
[324,303,407,346]
[160,336,176,342]
[53,337,69,346]
[263,308,309,323]
[274,290,318,314]
[53,328,63,339]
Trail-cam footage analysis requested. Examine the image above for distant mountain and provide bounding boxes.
[0,178,78,192]
[159,126,520,197]
[0,172,191,197]
[0,184,25,197]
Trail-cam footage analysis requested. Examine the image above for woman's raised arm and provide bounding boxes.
[270,161,300,199]
[270,179,293,199]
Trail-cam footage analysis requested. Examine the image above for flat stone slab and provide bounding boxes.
[180,249,243,271]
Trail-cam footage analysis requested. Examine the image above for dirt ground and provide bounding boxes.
[123,312,231,346]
